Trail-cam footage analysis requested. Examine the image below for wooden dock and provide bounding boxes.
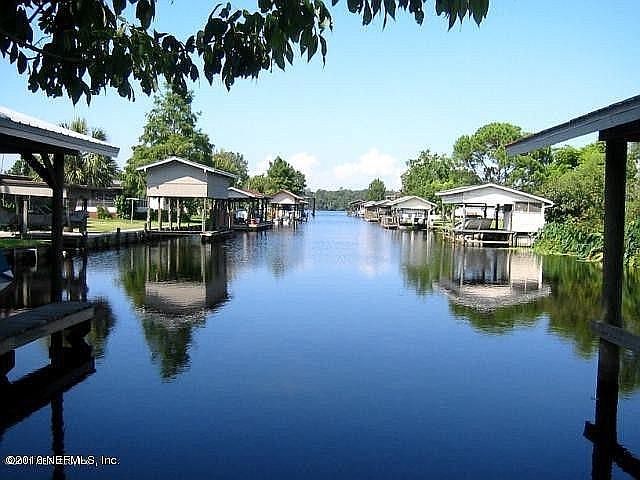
[200,229,234,243]
[591,321,640,352]
[442,227,515,246]
[0,301,94,356]
[231,221,273,232]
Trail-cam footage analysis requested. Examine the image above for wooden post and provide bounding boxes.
[168,198,173,230]
[21,197,28,236]
[51,153,65,303]
[589,138,627,478]
[602,138,627,328]
[146,197,151,230]
[158,197,164,230]
[201,198,206,233]
[177,199,182,230]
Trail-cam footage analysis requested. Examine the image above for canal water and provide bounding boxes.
[1,211,639,479]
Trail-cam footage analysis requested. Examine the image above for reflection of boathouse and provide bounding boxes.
[122,237,229,379]
[436,247,551,312]
[139,237,229,325]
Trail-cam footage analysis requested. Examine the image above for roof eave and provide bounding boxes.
[0,119,119,157]
[507,95,640,155]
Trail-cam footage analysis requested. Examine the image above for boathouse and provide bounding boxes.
[269,190,306,223]
[363,199,391,222]
[436,183,553,245]
[347,199,365,217]
[387,195,437,229]
[227,186,272,230]
[136,156,236,231]
[507,95,640,476]
[0,106,120,300]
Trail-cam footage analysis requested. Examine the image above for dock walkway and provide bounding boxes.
[0,301,94,355]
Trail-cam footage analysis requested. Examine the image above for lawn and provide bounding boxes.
[87,217,204,232]
[87,218,148,233]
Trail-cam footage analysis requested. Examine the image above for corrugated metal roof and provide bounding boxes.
[436,183,553,206]
[506,95,640,155]
[386,195,437,208]
[0,106,119,157]
[136,156,237,179]
[228,186,267,199]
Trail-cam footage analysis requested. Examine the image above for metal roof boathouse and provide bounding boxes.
[0,106,120,300]
[507,95,640,477]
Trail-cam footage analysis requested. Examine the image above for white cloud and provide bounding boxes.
[332,148,403,190]
[288,152,318,179]
[248,148,403,191]
[249,154,272,176]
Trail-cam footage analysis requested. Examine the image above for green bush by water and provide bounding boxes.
[535,219,640,267]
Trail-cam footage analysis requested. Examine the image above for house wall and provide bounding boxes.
[511,210,546,233]
[393,198,434,211]
[146,162,208,198]
[207,174,233,199]
[270,192,298,205]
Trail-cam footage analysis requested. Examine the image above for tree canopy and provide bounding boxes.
[366,178,386,201]
[401,149,473,202]
[1,1,490,104]
[122,85,213,196]
[452,122,524,184]
[264,156,306,194]
[212,149,248,187]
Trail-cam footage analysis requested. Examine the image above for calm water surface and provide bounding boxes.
[1,212,639,479]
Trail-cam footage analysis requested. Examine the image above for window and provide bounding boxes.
[529,203,542,213]
[514,202,528,212]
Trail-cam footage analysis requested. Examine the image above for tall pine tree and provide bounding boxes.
[122,85,213,197]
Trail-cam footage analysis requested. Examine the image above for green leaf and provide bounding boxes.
[113,0,126,15]
[17,52,27,74]
[363,1,372,25]
[307,35,318,62]
[136,0,155,29]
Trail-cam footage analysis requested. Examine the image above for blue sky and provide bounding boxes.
[1,0,638,190]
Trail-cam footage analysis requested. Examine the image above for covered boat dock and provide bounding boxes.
[0,106,119,300]
[436,183,553,247]
[136,156,236,240]
[507,94,640,478]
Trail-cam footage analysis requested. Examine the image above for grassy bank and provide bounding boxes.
[534,220,640,267]
[87,218,147,232]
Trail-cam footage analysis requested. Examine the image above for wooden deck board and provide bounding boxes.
[591,321,640,352]
[0,302,94,355]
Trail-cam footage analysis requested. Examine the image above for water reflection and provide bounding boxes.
[120,238,229,380]
[397,232,640,399]
[0,255,89,318]
[587,340,640,479]
[1,316,97,480]
[436,245,551,313]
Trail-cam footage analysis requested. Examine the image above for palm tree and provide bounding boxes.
[60,118,118,187]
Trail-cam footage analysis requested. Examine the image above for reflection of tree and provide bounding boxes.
[539,256,601,358]
[266,229,305,279]
[120,237,228,381]
[400,232,442,295]
[141,312,204,380]
[397,235,640,394]
[450,302,542,335]
[86,299,115,358]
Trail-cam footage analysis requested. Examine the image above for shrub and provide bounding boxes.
[96,205,112,220]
